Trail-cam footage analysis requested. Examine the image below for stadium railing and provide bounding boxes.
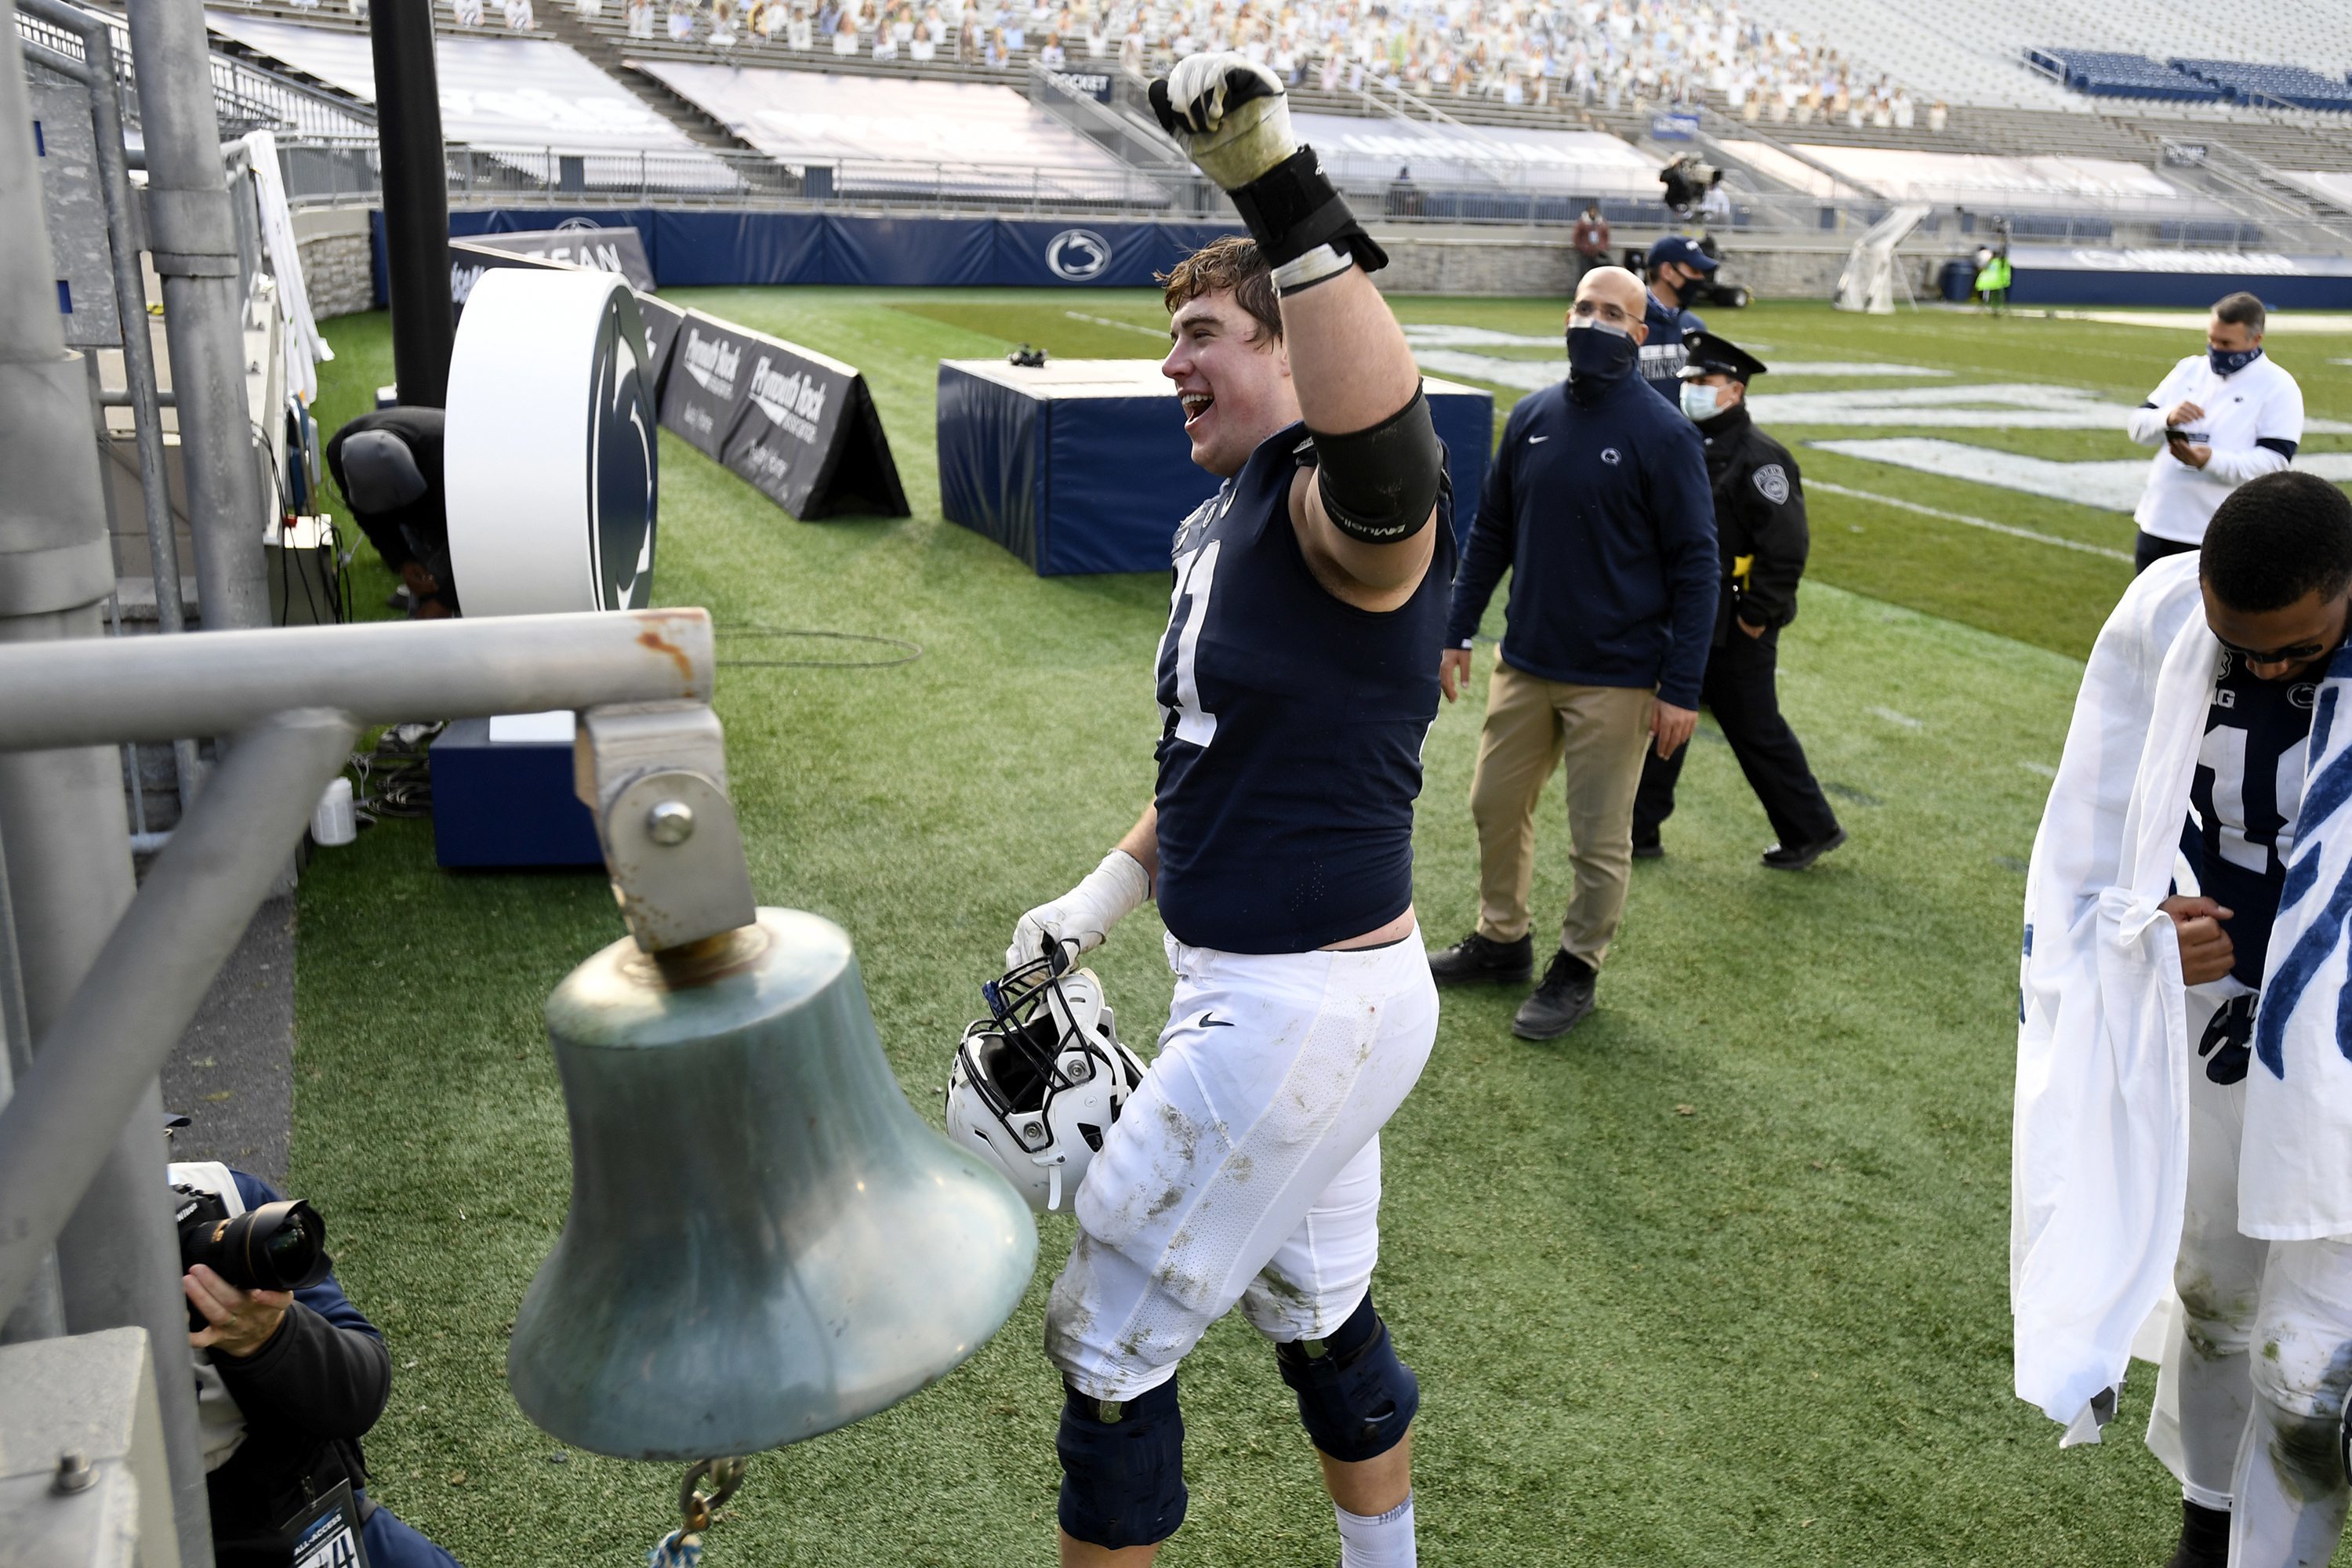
[16,3,377,138]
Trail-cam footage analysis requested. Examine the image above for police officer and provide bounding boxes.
[1632,332,1846,870]
[1636,234,1716,405]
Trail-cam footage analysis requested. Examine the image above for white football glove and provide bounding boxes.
[1005,849,1151,975]
[1149,52,1298,192]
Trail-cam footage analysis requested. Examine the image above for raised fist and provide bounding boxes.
[1149,53,1298,192]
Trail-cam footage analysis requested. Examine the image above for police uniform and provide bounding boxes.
[1044,421,1450,1419]
[1632,333,1843,863]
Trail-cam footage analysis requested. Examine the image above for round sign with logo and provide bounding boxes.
[1047,228,1111,282]
[444,269,658,616]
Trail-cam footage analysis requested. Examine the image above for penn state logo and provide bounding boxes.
[1754,463,1790,505]
[589,291,658,610]
[1047,228,1111,282]
[554,215,601,232]
[2292,683,2320,710]
[1600,448,1622,466]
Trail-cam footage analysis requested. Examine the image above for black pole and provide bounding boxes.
[370,0,453,407]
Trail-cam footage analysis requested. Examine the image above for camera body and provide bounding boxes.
[172,1182,334,1326]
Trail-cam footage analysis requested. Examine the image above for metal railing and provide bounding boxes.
[14,2,375,137]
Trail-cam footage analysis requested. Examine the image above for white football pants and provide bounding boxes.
[1044,930,1439,1402]
[2161,982,2352,1566]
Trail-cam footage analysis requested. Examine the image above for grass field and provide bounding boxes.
[289,295,2352,1566]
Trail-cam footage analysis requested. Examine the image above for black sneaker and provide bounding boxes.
[2161,1500,2229,1568]
[1762,826,1847,871]
[1512,950,1596,1040]
[1631,836,1664,861]
[1427,931,1533,985]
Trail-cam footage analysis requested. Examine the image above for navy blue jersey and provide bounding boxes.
[1638,293,1689,405]
[2188,649,2315,985]
[1152,423,1457,955]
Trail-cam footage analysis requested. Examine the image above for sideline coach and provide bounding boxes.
[2126,291,2304,573]
[1428,265,1717,1040]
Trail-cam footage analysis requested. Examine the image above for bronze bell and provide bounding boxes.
[507,907,1037,1460]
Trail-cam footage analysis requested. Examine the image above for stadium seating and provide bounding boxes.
[2170,60,2352,113]
[2023,49,2220,104]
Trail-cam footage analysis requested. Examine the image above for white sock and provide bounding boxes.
[1336,1491,1416,1568]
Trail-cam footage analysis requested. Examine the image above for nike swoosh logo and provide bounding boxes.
[1200,1011,1234,1029]
[1528,435,1549,444]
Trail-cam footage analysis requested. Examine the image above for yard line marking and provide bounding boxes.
[1868,706,1924,729]
[2019,760,2058,779]
[1065,310,1167,338]
[1809,480,2135,563]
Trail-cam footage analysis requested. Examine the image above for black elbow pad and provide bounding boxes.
[1309,387,1442,546]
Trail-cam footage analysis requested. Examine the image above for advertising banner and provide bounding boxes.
[462,225,657,290]
[449,238,569,309]
[718,333,909,519]
[635,291,688,398]
[659,310,760,459]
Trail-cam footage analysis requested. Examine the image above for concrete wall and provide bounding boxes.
[294,206,375,320]
[1365,226,1886,300]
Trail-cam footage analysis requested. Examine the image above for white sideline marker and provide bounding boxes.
[1809,480,2135,563]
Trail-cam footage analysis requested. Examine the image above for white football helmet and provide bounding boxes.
[945,952,1147,1213]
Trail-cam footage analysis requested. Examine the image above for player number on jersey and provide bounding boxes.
[1163,539,1221,749]
[2198,720,2308,875]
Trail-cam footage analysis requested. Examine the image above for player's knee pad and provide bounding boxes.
[1275,1291,1419,1463]
[1056,1374,1188,1550]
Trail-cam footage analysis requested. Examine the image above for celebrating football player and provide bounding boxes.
[997,52,1453,1568]
[2014,472,2352,1568]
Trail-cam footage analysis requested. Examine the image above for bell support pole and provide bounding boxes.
[0,608,728,1331]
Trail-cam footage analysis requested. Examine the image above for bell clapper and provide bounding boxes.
[648,1456,750,1566]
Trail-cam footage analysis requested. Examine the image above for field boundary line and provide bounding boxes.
[1810,480,2133,563]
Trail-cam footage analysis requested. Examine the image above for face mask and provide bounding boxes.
[1566,322,1639,387]
[1652,266,1682,303]
[1679,382,1722,423]
[2209,344,2262,376]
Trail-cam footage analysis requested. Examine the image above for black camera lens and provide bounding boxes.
[182,1198,335,1294]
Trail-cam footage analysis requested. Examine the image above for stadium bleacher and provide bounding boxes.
[208,8,702,147]
[2170,60,2352,113]
[2024,49,2221,104]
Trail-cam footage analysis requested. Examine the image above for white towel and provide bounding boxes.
[2013,555,2210,1434]
[2241,638,2352,1241]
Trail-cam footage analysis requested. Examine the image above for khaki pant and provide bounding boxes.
[1468,661,1655,967]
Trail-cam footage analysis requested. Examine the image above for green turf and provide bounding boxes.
[292,294,2344,1566]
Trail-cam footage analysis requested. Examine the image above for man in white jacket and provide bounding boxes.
[2126,292,2306,576]
[2013,472,2352,1568]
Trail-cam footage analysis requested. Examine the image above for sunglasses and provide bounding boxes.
[2216,633,2337,667]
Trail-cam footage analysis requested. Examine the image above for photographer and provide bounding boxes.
[326,408,456,619]
[170,1159,463,1568]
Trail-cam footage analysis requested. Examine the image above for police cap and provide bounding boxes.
[1677,331,1769,383]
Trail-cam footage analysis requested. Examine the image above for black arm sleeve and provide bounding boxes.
[1308,385,1443,546]
[1737,461,1809,629]
[214,1301,392,1442]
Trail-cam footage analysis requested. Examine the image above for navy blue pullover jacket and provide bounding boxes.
[1444,371,1719,710]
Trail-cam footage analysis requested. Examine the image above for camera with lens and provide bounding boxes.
[1659,154,1722,216]
[172,1184,334,1324]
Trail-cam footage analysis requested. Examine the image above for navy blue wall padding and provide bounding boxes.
[649,211,826,285]
[1041,397,1225,575]
[938,365,1051,570]
[827,214,1000,286]
[2007,255,2352,309]
[991,220,1244,287]
[940,362,1492,577]
[379,209,1247,298]
[1427,394,1490,549]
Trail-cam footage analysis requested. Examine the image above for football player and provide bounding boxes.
[2014,472,2352,1568]
[1000,53,1453,1568]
